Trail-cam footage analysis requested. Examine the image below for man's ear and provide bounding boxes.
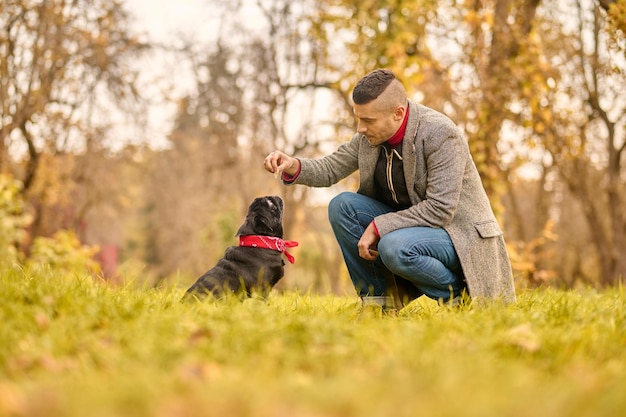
[394,105,406,121]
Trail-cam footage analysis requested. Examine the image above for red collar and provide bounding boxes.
[239,235,299,264]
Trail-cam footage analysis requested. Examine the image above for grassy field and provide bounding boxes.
[1,268,625,417]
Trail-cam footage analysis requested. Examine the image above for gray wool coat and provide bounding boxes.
[287,100,516,302]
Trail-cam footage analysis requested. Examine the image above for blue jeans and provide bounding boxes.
[328,192,466,301]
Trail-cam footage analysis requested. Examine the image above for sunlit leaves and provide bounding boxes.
[1,0,148,187]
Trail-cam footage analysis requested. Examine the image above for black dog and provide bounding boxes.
[183,196,297,300]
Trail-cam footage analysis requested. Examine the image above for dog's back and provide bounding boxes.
[183,246,285,300]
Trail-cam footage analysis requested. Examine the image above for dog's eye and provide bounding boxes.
[265,198,281,216]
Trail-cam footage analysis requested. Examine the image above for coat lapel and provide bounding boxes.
[357,136,379,196]
[403,102,424,204]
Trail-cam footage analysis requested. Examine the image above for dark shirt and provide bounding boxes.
[373,143,412,210]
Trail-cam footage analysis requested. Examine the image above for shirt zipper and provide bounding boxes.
[383,146,403,205]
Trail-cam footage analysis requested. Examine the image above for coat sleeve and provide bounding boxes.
[285,134,361,188]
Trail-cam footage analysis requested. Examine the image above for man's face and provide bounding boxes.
[353,100,404,146]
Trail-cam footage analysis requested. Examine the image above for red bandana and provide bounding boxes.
[239,235,299,264]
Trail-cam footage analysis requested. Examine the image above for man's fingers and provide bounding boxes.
[357,244,378,260]
[274,158,293,178]
[264,151,281,173]
[277,160,290,172]
[265,151,296,178]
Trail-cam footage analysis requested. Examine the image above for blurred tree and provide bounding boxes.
[0,0,148,240]
[535,0,625,285]
[598,0,626,60]
[0,174,31,265]
[139,42,245,280]
[496,0,625,286]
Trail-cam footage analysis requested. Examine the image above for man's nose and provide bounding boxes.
[357,122,366,133]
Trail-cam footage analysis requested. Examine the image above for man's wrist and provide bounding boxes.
[282,159,301,182]
[371,220,380,238]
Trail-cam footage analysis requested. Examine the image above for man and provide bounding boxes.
[263,69,515,309]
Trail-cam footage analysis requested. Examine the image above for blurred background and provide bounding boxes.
[1,0,625,292]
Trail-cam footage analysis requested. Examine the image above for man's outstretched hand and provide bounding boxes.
[263,151,300,178]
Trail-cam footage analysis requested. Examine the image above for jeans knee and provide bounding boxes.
[377,235,402,266]
[328,192,354,224]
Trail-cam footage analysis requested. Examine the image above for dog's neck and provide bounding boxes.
[238,235,299,264]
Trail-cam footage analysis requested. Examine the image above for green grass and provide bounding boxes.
[1,268,625,417]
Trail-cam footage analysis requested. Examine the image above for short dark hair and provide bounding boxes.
[352,69,397,105]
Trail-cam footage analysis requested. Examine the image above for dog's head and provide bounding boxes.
[235,196,284,238]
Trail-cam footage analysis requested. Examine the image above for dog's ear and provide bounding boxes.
[255,214,280,233]
[235,213,282,237]
[235,197,263,236]
[235,216,255,236]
